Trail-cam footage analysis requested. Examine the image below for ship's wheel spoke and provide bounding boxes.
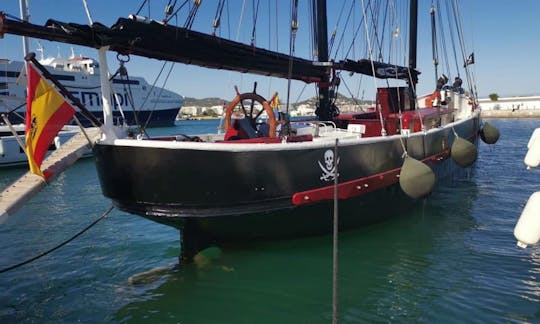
[224,92,278,138]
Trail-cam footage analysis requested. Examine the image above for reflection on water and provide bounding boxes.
[114,178,480,323]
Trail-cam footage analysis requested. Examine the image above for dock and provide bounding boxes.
[0,127,101,223]
[481,109,540,118]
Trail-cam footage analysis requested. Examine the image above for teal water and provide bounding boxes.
[1,119,539,323]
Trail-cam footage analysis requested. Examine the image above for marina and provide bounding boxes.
[0,0,539,322]
[0,118,539,322]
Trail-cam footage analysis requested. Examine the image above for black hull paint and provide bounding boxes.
[93,115,480,246]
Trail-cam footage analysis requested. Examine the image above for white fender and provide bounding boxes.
[527,128,540,149]
[524,129,540,169]
[514,191,540,248]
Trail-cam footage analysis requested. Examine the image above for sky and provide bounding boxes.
[1,0,540,102]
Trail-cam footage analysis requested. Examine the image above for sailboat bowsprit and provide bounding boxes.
[0,0,496,260]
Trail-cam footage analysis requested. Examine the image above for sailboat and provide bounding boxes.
[0,0,498,260]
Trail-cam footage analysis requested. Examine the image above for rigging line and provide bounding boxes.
[330,0,356,61]
[380,0,390,61]
[235,0,248,42]
[294,83,308,105]
[135,0,148,16]
[0,205,115,274]
[436,0,451,78]
[274,0,279,51]
[81,0,94,25]
[328,0,349,56]
[212,0,226,35]
[368,0,386,61]
[184,0,202,29]
[452,0,468,62]
[166,0,189,24]
[142,62,176,130]
[342,0,369,62]
[431,4,439,82]
[359,0,386,136]
[285,0,299,124]
[250,0,260,46]
[118,67,141,128]
[450,0,473,92]
[378,0,387,60]
[226,0,231,39]
[164,0,179,21]
[445,0,460,75]
[340,77,362,107]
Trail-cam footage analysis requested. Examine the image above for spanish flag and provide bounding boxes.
[270,94,279,109]
[26,61,75,178]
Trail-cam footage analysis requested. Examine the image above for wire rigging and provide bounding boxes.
[250,0,260,46]
[212,0,226,36]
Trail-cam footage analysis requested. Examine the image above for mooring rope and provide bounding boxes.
[0,205,114,274]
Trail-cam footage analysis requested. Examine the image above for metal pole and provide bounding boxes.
[332,138,339,324]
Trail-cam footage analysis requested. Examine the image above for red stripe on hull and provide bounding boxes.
[292,149,450,205]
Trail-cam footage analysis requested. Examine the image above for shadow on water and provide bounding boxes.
[113,175,485,323]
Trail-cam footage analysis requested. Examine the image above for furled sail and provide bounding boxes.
[335,59,420,81]
[0,14,328,83]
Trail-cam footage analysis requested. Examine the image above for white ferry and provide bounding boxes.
[0,53,184,127]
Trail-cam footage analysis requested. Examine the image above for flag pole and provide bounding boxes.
[71,115,94,147]
[24,53,103,128]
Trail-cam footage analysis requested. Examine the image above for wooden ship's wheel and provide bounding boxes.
[224,86,278,138]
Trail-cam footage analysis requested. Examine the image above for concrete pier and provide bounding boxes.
[481,110,540,118]
[0,127,101,223]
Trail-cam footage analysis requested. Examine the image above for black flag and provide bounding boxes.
[464,53,475,67]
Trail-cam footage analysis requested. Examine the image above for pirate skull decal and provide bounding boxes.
[318,149,339,181]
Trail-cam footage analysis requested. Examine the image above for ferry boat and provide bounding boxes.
[0,52,184,127]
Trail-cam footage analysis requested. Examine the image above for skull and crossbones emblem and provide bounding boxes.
[318,149,339,181]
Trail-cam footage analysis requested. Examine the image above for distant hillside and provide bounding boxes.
[294,92,374,107]
[183,97,226,107]
[183,93,372,108]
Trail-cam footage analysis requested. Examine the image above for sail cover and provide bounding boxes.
[336,59,420,81]
[0,14,327,83]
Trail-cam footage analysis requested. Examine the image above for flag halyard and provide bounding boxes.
[25,62,75,178]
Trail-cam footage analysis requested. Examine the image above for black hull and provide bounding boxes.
[93,115,480,245]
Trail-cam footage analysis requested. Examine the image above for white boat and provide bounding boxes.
[0,52,184,127]
[0,124,83,167]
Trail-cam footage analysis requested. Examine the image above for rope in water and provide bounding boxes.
[0,205,114,274]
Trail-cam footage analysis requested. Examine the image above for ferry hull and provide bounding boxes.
[4,107,181,128]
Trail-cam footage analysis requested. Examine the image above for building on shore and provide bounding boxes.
[478,96,540,111]
[478,95,540,118]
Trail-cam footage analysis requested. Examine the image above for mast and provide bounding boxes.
[314,0,331,120]
[408,0,418,110]
[18,0,30,56]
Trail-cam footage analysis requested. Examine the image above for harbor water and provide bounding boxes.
[1,119,539,323]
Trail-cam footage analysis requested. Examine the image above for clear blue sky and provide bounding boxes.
[1,1,539,101]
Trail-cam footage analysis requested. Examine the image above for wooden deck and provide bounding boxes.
[0,127,101,223]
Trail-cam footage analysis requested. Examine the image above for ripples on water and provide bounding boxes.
[1,119,540,323]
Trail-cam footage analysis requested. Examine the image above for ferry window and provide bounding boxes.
[142,85,147,91]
